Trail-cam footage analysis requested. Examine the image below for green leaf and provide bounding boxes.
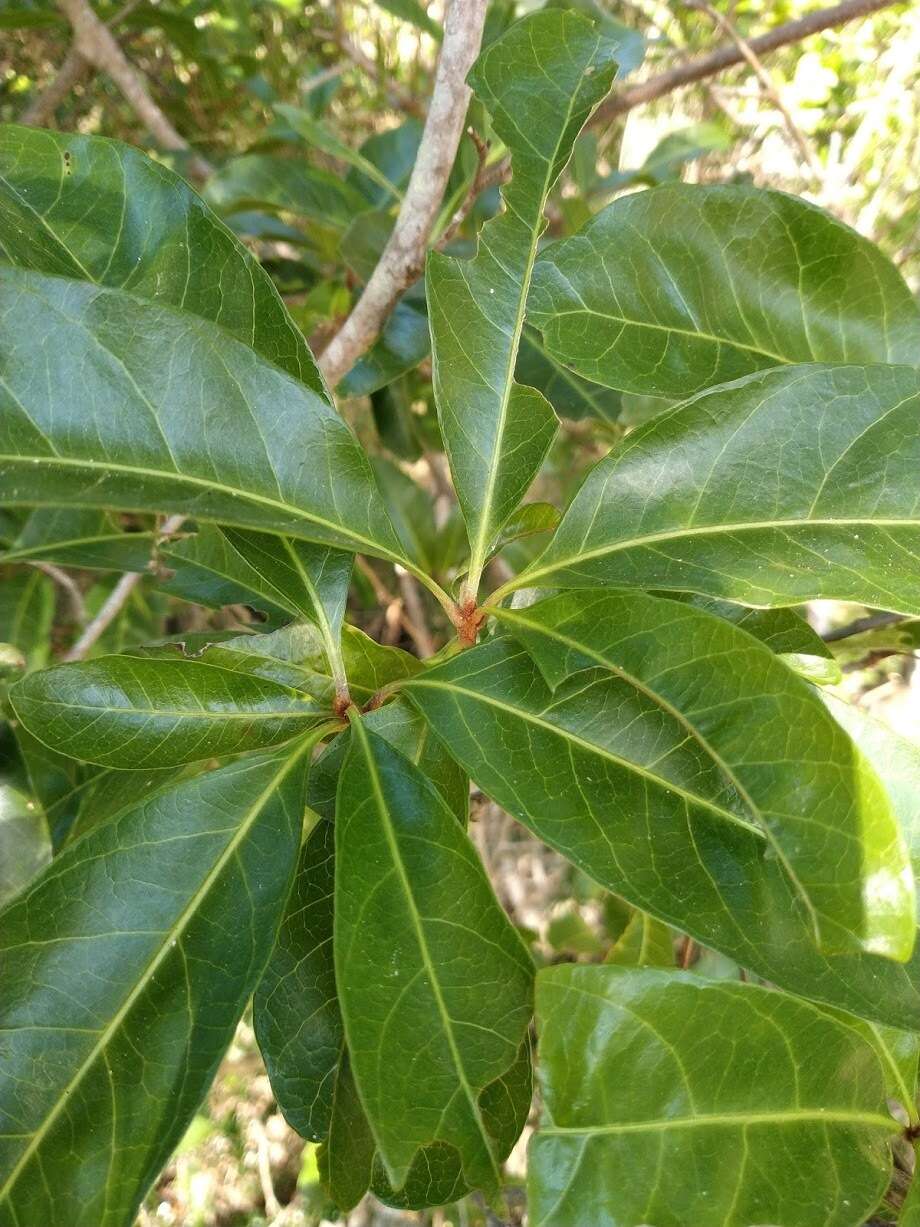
[277,106,403,201]
[405,637,920,1028]
[510,364,920,612]
[474,591,914,958]
[902,1160,920,1225]
[347,120,423,207]
[517,328,622,424]
[370,1036,533,1211]
[529,967,898,1227]
[0,569,53,670]
[374,0,442,40]
[338,299,430,397]
[0,782,50,906]
[605,909,674,967]
[254,697,468,1156]
[529,184,920,397]
[1,509,153,572]
[0,266,407,566]
[335,718,533,1192]
[10,654,331,768]
[0,746,310,1227]
[203,154,366,231]
[317,1049,376,1212]
[426,10,617,595]
[254,818,339,1141]
[0,125,326,396]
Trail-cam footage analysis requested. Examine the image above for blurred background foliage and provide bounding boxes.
[1,1,919,1223]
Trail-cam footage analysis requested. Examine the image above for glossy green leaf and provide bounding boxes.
[346,120,423,207]
[335,718,533,1192]
[0,782,50,906]
[529,184,920,397]
[254,697,467,1146]
[10,653,330,768]
[480,591,914,958]
[338,298,430,397]
[427,10,616,594]
[511,364,920,612]
[0,265,408,566]
[0,746,309,1227]
[0,125,326,396]
[529,967,898,1227]
[1,509,153,573]
[405,637,920,1028]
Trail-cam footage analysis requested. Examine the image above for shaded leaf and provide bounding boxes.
[203,154,366,230]
[529,967,897,1227]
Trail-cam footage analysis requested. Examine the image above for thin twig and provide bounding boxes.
[435,125,492,250]
[28,562,86,626]
[317,0,489,388]
[316,27,424,118]
[355,557,433,658]
[591,0,900,126]
[822,611,906,642]
[55,0,212,181]
[397,570,436,657]
[21,0,142,127]
[63,514,184,662]
[686,0,822,176]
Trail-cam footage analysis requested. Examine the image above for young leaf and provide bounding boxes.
[426,10,617,596]
[405,639,920,1028]
[529,967,897,1227]
[10,654,330,768]
[529,183,920,397]
[335,718,533,1193]
[507,364,920,612]
[605,909,674,967]
[0,746,309,1227]
[0,125,327,396]
[492,590,914,960]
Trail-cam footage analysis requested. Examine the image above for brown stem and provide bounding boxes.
[686,0,822,176]
[591,0,901,126]
[317,0,488,388]
[62,514,184,662]
[55,0,212,181]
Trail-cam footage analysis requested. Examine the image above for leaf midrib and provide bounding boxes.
[408,668,764,840]
[493,605,821,936]
[540,1107,900,1137]
[0,744,309,1205]
[517,514,920,593]
[464,40,599,585]
[0,451,406,568]
[348,717,500,1189]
